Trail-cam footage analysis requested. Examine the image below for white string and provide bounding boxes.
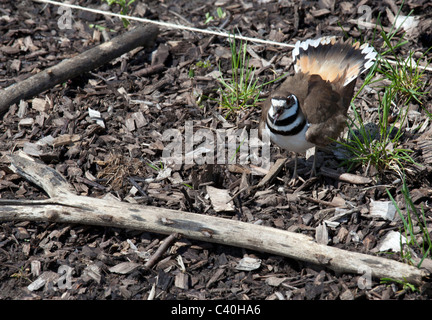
[33,0,295,48]
[33,0,432,72]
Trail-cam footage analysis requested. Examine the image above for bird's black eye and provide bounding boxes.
[287,95,296,106]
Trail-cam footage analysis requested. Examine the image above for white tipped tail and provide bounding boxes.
[292,36,377,86]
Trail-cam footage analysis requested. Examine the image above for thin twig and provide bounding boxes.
[299,195,346,208]
[144,233,180,269]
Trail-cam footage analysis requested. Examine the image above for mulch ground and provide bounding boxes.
[1,0,432,300]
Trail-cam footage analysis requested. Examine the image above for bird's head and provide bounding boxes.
[269,94,298,124]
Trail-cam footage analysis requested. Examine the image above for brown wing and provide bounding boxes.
[302,74,342,123]
[302,74,353,147]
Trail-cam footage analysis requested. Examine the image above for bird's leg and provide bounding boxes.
[288,153,301,186]
[310,147,317,177]
[307,146,318,178]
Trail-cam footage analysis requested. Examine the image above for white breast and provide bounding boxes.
[264,122,315,154]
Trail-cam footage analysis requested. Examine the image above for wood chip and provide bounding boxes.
[227,164,251,174]
[10,59,21,72]
[82,264,102,283]
[18,118,34,127]
[52,134,81,147]
[311,8,331,17]
[335,227,349,243]
[331,195,346,207]
[31,97,49,112]
[30,260,41,278]
[235,257,262,271]
[37,135,55,146]
[206,186,235,212]
[375,231,406,253]
[88,107,105,128]
[125,116,136,132]
[320,167,372,184]
[418,140,432,164]
[315,223,329,245]
[369,200,397,221]
[23,142,42,156]
[257,158,287,187]
[206,267,225,288]
[340,289,355,300]
[108,262,141,274]
[174,272,189,290]
[14,226,30,239]
[131,111,148,128]
[27,271,59,291]
[410,188,432,203]
[265,276,287,287]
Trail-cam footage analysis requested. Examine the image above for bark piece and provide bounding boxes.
[108,262,141,275]
[235,257,262,271]
[257,158,287,187]
[369,200,397,221]
[206,186,235,212]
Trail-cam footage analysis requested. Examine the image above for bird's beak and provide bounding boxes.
[272,106,284,124]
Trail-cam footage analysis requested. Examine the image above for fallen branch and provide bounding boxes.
[0,24,159,116]
[0,152,428,285]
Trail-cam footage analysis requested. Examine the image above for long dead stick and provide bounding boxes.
[1,152,429,286]
[0,24,159,116]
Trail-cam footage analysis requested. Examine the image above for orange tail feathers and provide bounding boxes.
[292,36,377,86]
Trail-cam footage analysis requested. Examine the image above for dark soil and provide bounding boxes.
[1,0,432,301]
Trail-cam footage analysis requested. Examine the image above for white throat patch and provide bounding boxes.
[269,95,299,121]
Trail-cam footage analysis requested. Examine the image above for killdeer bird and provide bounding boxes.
[259,36,377,182]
